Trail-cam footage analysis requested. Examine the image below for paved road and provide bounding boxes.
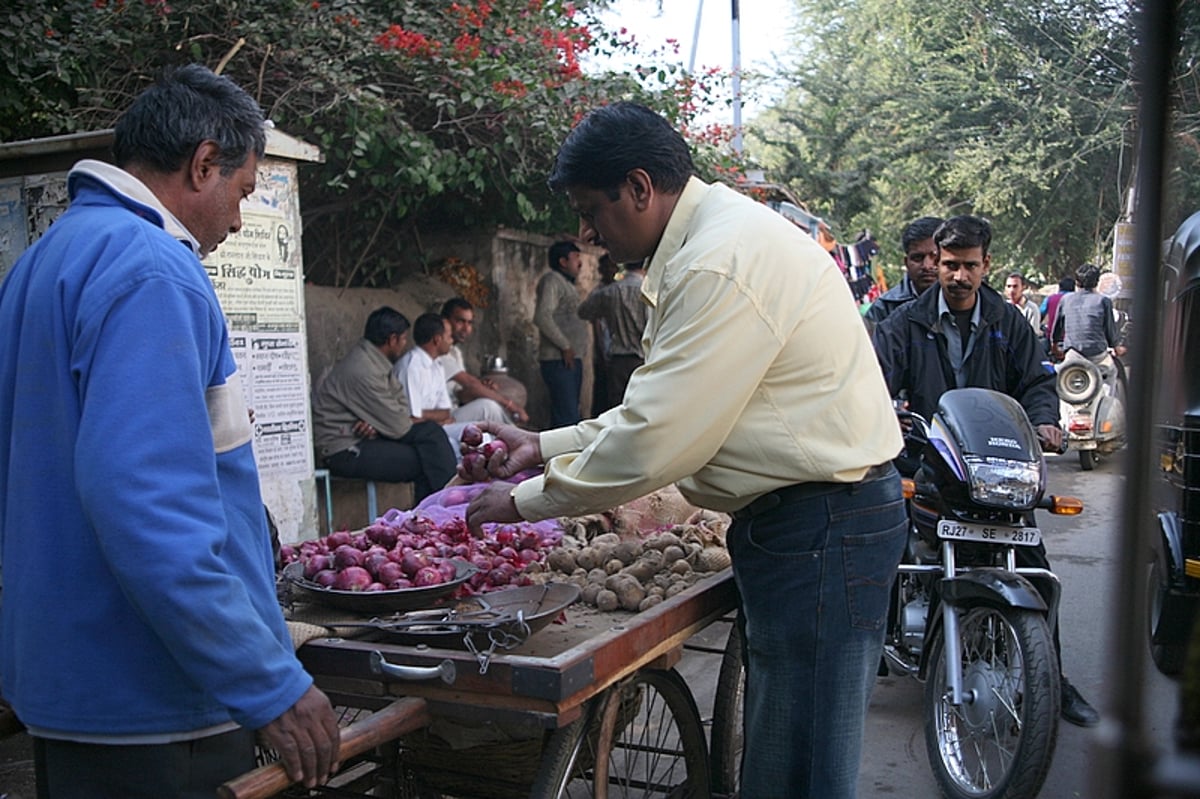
[681,447,1181,798]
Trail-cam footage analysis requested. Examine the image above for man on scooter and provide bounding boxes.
[1051,262,1120,362]
[872,214,1101,728]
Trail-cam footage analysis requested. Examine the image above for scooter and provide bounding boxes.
[882,387,1084,799]
[1055,347,1127,470]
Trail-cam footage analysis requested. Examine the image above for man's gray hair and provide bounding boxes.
[113,64,266,176]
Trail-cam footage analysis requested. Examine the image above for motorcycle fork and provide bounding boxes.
[938,543,1062,706]
[940,541,968,706]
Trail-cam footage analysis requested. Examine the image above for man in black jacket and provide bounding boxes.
[873,215,1099,728]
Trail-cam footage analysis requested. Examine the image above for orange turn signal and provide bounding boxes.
[1047,495,1084,515]
[901,478,916,499]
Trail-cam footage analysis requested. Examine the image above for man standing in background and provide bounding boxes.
[578,258,649,412]
[534,240,589,426]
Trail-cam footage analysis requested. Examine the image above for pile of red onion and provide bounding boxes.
[280,481,562,594]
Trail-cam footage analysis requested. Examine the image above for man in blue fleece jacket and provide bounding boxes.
[0,65,339,797]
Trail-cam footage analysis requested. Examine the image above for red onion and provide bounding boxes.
[332,545,364,570]
[333,566,372,591]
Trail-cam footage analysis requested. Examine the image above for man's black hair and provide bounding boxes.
[1059,276,1076,292]
[934,215,992,257]
[413,313,447,346]
[901,216,944,252]
[1006,271,1026,284]
[547,102,696,198]
[548,240,580,272]
[363,307,409,345]
[441,297,473,318]
[1076,263,1101,289]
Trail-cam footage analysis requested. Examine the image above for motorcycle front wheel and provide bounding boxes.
[925,605,1060,799]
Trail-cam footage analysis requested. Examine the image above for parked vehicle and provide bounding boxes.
[1055,347,1127,471]
[882,387,1083,799]
[1148,209,1200,676]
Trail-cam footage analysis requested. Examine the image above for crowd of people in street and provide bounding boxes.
[0,60,1131,799]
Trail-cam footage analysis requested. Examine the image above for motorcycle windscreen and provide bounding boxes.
[935,388,1042,462]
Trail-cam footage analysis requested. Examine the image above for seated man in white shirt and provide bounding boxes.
[393,313,473,456]
[439,298,528,425]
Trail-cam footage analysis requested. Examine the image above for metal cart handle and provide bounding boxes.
[217,696,430,799]
[369,650,457,684]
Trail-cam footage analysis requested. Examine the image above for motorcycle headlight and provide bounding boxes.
[964,456,1041,508]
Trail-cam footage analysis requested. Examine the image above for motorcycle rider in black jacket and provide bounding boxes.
[872,214,1100,728]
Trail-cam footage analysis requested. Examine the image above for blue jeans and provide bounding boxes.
[726,466,906,799]
[539,359,582,426]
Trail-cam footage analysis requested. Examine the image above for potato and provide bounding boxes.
[595,589,620,612]
[546,548,577,574]
[580,582,603,605]
[669,559,692,576]
[665,581,688,598]
[638,595,663,612]
[645,531,683,552]
[574,546,601,571]
[661,545,686,564]
[587,567,609,585]
[612,539,644,565]
[592,532,621,549]
[622,554,661,582]
[604,558,624,575]
[614,581,646,612]
[604,573,639,592]
[594,544,617,566]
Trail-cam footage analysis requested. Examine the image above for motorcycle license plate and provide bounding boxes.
[936,520,1042,546]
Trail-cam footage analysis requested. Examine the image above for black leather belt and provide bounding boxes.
[731,463,894,521]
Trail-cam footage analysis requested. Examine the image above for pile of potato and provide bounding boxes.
[528,512,732,613]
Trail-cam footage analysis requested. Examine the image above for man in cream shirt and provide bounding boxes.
[464,103,905,799]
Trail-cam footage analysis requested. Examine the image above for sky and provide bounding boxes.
[590,0,798,119]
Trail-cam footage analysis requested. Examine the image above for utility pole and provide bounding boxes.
[731,0,743,155]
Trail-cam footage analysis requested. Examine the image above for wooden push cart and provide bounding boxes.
[222,568,745,799]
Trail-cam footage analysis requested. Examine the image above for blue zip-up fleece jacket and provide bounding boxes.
[872,284,1059,428]
[0,163,312,738]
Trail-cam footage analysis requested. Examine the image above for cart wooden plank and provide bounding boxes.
[296,568,736,725]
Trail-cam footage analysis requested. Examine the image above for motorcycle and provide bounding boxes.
[1055,347,1127,471]
[882,387,1084,799]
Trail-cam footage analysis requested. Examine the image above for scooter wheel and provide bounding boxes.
[1080,449,1098,470]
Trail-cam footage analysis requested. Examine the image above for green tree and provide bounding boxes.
[750,0,1137,286]
[0,0,741,286]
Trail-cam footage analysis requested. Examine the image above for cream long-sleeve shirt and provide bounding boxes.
[513,177,902,519]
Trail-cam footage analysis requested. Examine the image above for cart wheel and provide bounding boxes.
[709,622,744,796]
[529,668,711,798]
[1079,449,1098,470]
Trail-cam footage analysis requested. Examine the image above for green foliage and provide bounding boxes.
[0,0,742,286]
[749,0,1145,287]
